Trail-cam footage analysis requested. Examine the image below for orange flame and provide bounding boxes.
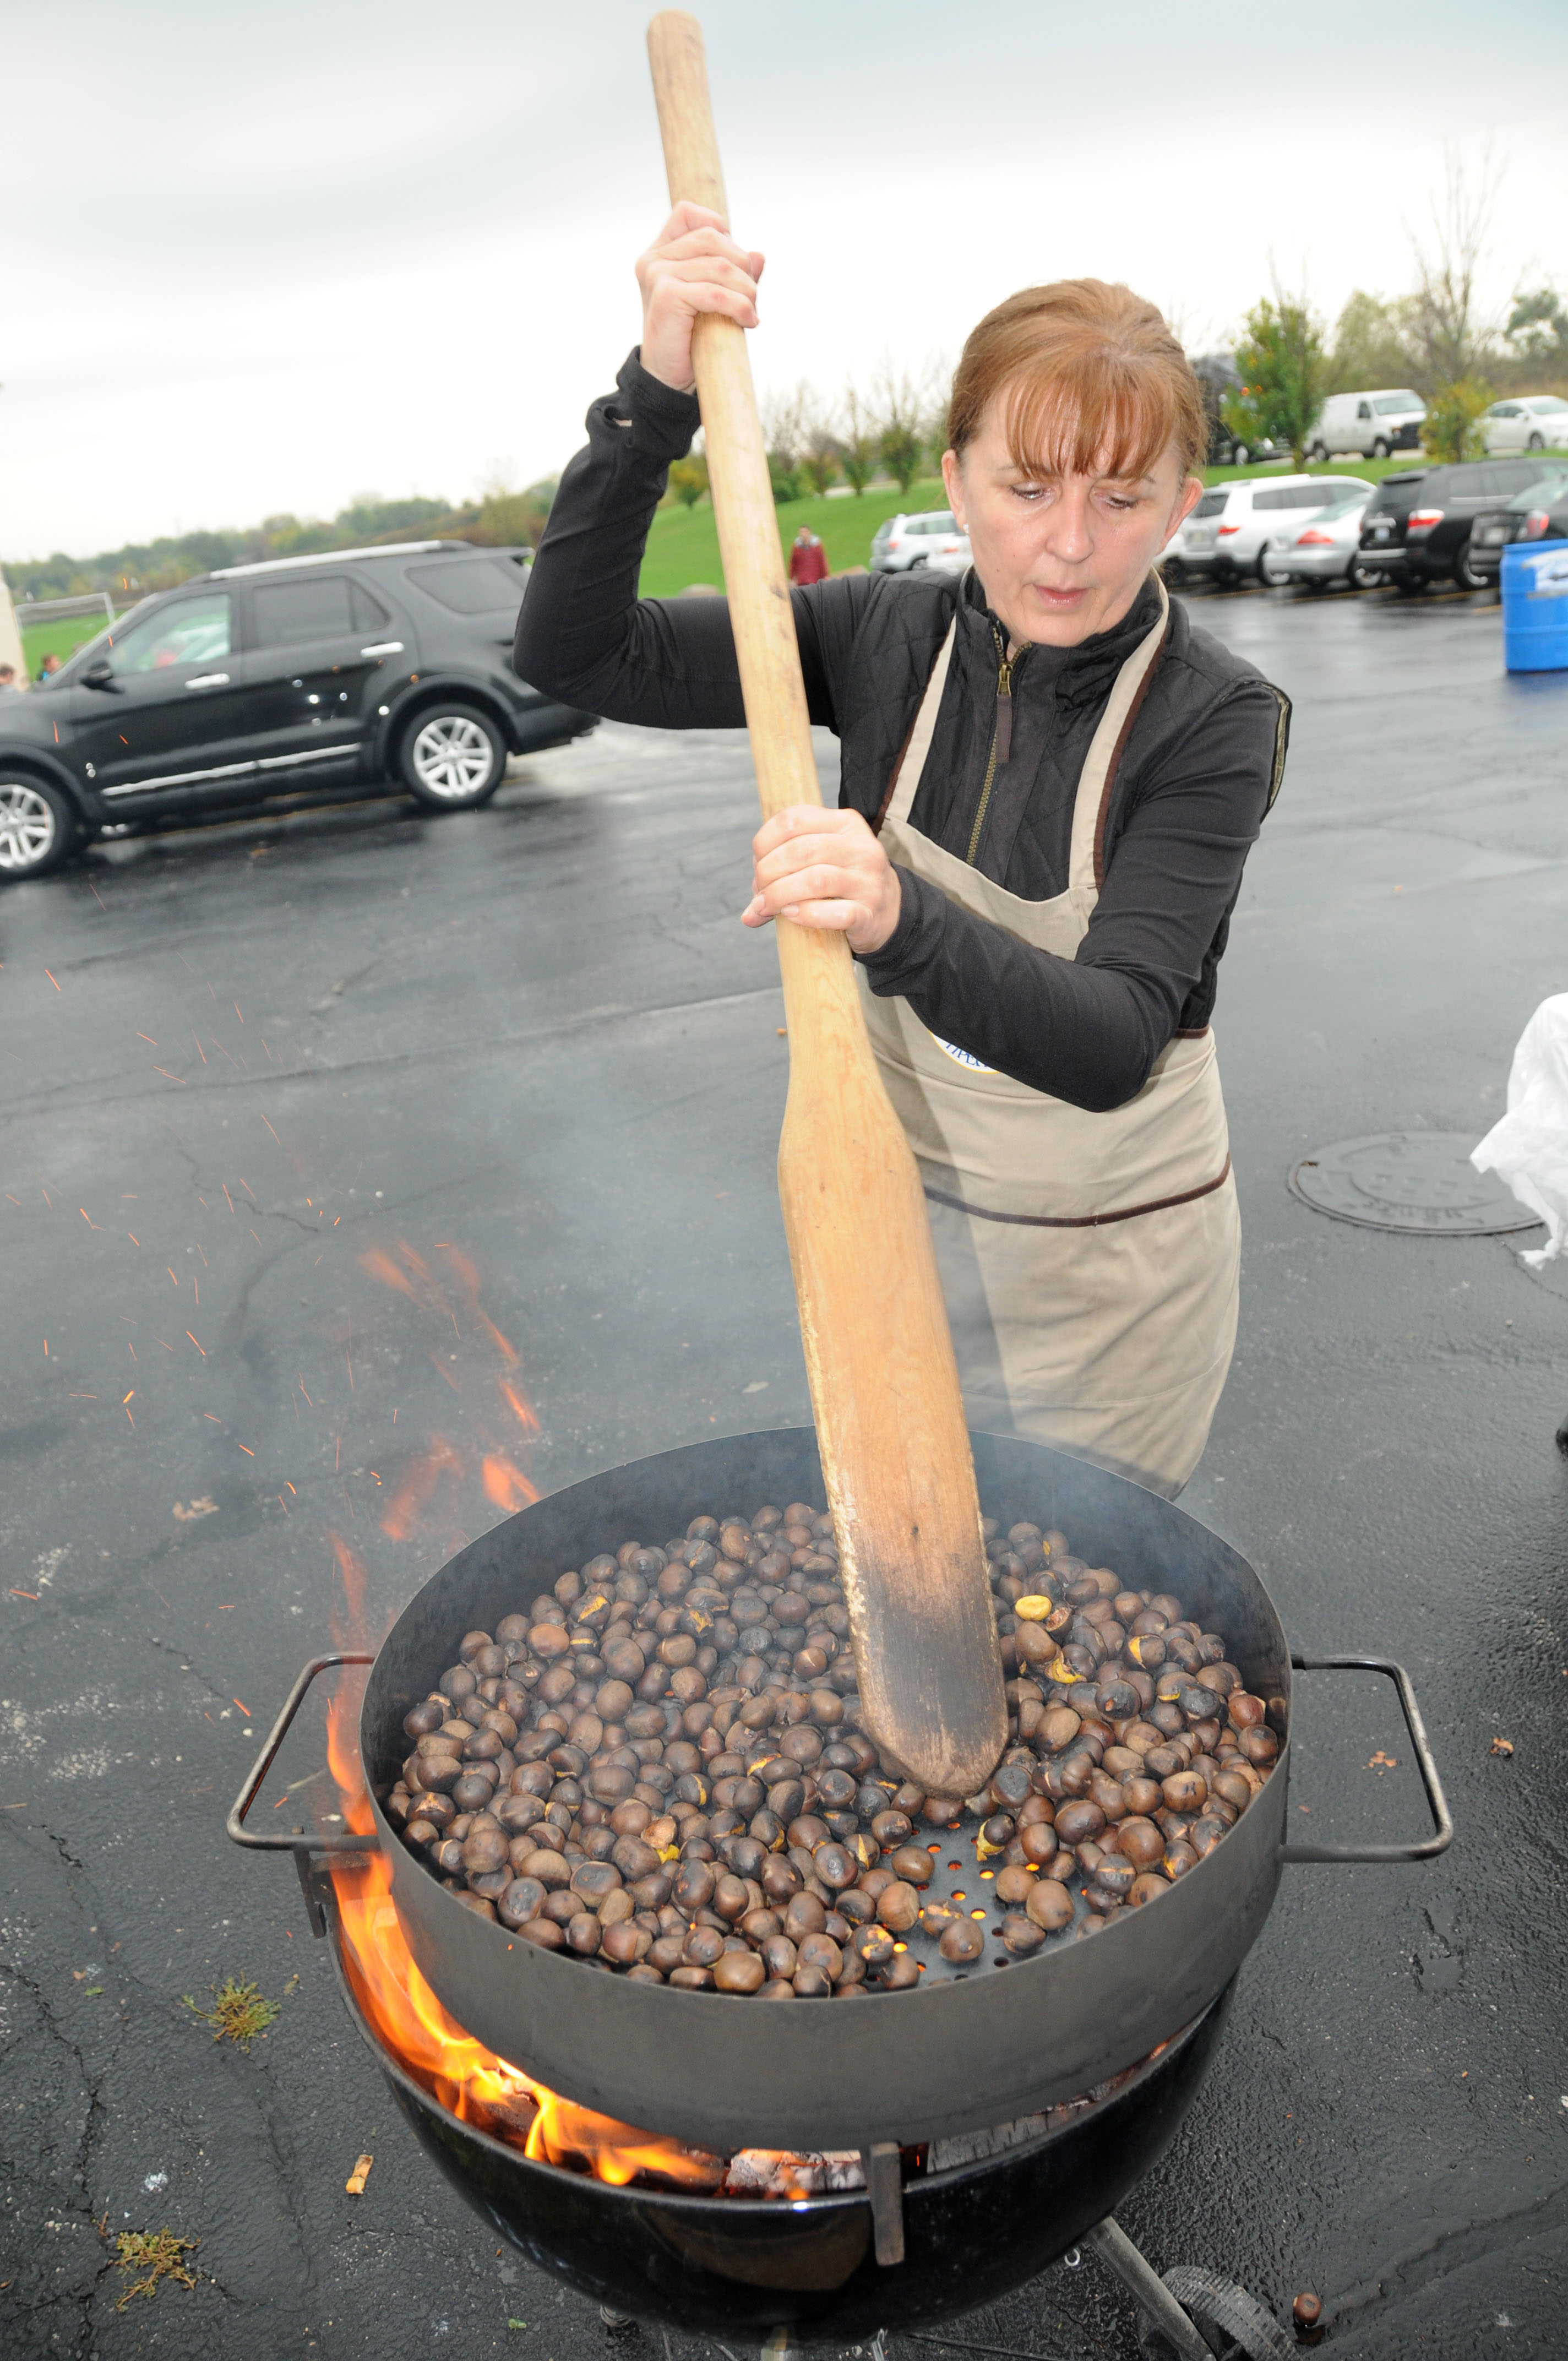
[379,1437,464,1541]
[481,1452,540,1513]
[323,1665,724,2191]
[499,1380,540,1433]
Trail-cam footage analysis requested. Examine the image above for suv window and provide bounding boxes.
[251,575,389,647]
[1193,490,1229,518]
[108,594,231,674]
[407,558,527,614]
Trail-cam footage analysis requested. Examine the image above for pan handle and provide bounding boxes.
[1277,1653,1453,1864]
[226,1652,374,1854]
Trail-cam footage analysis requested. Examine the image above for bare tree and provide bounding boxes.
[1402,144,1502,391]
[838,377,880,495]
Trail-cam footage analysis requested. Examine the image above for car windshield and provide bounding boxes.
[1373,393,1420,415]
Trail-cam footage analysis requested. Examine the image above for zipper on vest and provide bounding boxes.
[965,639,1016,866]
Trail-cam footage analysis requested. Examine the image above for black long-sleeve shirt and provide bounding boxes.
[516,352,1287,1112]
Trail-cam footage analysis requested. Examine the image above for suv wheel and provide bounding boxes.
[399,706,507,810]
[0,775,75,880]
[1455,538,1489,592]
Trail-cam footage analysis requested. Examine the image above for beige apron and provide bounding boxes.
[858,578,1239,1498]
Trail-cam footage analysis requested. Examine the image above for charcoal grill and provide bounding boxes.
[232,1428,1451,2358]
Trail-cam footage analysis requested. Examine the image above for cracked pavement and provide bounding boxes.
[2,581,1566,2358]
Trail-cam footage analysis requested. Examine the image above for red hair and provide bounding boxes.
[947,279,1206,483]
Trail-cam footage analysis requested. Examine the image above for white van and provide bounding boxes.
[1307,390,1425,461]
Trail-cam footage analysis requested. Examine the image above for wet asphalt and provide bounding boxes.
[1,574,1565,2360]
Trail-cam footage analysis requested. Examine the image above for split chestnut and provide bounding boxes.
[382,1503,1280,1996]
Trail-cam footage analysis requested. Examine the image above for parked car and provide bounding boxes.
[1464,469,1568,585]
[0,542,598,881]
[1478,395,1568,455]
[1166,475,1369,586]
[1306,389,1425,461]
[1262,488,1379,591]
[1206,422,1289,467]
[869,510,970,573]
[1355,458,1553,591]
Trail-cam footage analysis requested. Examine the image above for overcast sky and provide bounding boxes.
[4,0,1566,561]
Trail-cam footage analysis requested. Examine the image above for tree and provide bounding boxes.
[1505,286,1568,365]
[1402,145,1500,391]
[1223,295,1327,467]
[872,360,934,493]
[798,394,840,497]
[1325,291,1416,393]
[1420,377,1493,464]
[838,379,879,494]
[667,458,708,508]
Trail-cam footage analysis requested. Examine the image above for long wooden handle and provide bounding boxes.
[646,12,1005,1800]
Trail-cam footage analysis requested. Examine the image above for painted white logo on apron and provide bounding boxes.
[931,1030,998,1074]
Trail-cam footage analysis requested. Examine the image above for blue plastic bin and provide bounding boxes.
[1502,537,1568,673]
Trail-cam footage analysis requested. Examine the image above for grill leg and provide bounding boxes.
[1084,2218,1213,2361]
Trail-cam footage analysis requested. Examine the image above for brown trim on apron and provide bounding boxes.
[923,1155,1232,1230]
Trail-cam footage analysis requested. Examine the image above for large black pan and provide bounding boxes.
[232,1429,1450,2155]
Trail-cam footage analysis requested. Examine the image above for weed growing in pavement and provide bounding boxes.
[113,2229,199,2309]
[182,1976,280,2048]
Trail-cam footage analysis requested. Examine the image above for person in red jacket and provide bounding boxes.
[788,527,829,586]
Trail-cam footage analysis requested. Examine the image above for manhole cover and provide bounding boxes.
[1288,1133,1541,1236]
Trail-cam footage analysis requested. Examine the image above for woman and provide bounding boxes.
[516,205,1289,1498]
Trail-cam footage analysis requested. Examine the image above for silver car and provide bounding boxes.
[1262,490,1379,591]
[870,510,971,573]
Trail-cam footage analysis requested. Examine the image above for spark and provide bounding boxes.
[89,879,105,910]
[80,1209,104,1231]
[136,1032,157,1046]
[128,1343,137,1361]
[192,1034,207,1065]
[500,1380,539,1432]
[186,1331,206,1357]
[128,1233,139,1246]
[222,1185,235,1216]
[9,1590,40,1601]
[298,1378,314,1407]
[195,1243,207,1266]
[260,1114,281,1144]
[40,1187,51,1207]
[277,1494,289,1512]
[167,1268,178,1285]
[69,1392,98,1399]
[233,1696,252,1715]
[204,1413,221,1423]
[237,1444,254,1457]
[4,1194,17,1205]
[285,1482,296,1494]
[335,1435,341,1472]
[44,970,59,991]
[123,1391,135,1405]
[249,1230,260,1245]
[234,1004,243,1024]
[153,1067,187,1086]
[155,1336,174,1351]
[125,1407,134,1426]
[42,1340,47,1356]
[193,1280,199,1306]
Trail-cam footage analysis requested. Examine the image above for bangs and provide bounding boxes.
[1003,358,1177,486]
[947,280,1207,481]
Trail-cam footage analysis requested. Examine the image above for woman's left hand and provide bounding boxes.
[743,806,902,954]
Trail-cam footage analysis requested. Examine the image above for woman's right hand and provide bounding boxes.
[635,203,764,394]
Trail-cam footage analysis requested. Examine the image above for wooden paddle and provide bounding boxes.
[646,10,1006,1799]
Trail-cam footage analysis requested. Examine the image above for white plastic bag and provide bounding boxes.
[1471,993,1568,1267]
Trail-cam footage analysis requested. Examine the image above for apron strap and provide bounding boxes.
[874,620,957,834]
[1068,574,1170,893]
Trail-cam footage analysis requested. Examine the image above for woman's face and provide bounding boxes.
[942,398,1202,648]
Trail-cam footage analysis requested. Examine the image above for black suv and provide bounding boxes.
[1357,459,1550,591]
[0,542,598,880]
